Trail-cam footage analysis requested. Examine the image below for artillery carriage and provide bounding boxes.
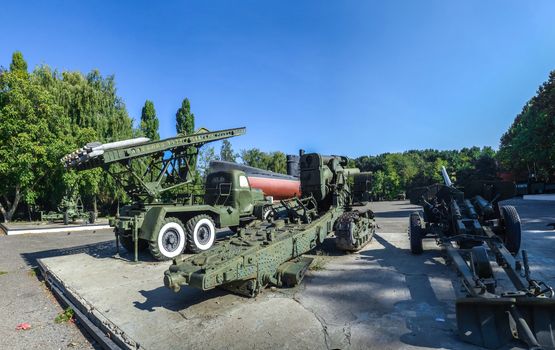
[164,153,376,296]
[409,166,555,349]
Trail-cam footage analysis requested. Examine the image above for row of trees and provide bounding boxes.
[354,147,497,200]
[497,71,555,182]
[0,52,195,222]
[1,51,552,221]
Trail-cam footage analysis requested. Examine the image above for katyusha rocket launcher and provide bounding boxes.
[164,153,375,297]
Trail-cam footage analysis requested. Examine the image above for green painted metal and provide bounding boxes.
[64,127,273,261]
[40,195,94,225]
[164,153,376,296]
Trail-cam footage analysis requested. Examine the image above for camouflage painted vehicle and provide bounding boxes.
[164,152,376,297]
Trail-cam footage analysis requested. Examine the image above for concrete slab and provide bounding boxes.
[37,199,555,350]
[1,220,110,235]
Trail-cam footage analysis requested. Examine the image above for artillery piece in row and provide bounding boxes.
[409,167,555,349]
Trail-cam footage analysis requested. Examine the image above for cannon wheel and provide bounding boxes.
[501,205,521,255]
[409,212,423,255]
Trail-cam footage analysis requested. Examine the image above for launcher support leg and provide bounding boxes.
[133,217,139,262]
[508,304,541,349]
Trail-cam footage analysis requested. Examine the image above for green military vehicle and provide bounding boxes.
[63,127,272,261]
[115,168,271,260]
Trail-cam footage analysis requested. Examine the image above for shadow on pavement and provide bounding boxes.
[21,240,118,268]
[133,285,229,312]
[358,233,460,349]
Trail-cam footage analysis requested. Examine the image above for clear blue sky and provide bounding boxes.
[1,1,555,157]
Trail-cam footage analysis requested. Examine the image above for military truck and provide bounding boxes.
[63,127,273,261]
[115,168,272,260]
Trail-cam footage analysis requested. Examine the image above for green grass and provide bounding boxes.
[27,267,40,277]
[0,271,7,276]
[54,307,75,323]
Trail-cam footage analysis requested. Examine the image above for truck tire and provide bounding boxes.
[263,206,273,221]
[149,217,187,261]
[501,205,521,255]
[409,212,423,255]
[119,234,148,253]
[186,215,216,253]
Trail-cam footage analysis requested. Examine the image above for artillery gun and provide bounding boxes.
[63,127,273,261]
[164,153,375,297]
[409,166,555,349]
[40,194,95,225]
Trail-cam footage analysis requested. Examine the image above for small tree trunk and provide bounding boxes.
[93,195,98,216]
[2,185,21,223]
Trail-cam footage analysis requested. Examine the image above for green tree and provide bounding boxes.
[220,140,236,162]
[240,148,271,170]
[268,151,287,174]
[176,98,195,135]
[498,71,555,181]
[197,146,219,177]
[9,51,27,73]
[140,100,159,140]
[0,63,69,222]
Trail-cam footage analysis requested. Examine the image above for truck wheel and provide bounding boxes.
[501,205,521,255]
[119,234,148,253]
[149,217,187,260]
[409,212,423,255]
[263,206,273,221]
[186,215,216,253]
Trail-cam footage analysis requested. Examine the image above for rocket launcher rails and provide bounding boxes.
[61,127,246,201]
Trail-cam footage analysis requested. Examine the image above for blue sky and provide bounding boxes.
[1,1,555,157]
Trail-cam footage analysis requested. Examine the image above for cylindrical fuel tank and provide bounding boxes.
[247,176,301,200]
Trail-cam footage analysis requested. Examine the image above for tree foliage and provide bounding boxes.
[140,100,159,140]
[240,149,287,174]
[498,70,555,181]
[0,52,134,222]
[9,51,27,73]
[220,140,236,162]
[176,98,195,135]
[355,147,497,200]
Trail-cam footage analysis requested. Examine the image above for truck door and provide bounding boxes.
[235,174,254,215]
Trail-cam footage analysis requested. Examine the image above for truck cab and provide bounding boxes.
[204,169,268,218]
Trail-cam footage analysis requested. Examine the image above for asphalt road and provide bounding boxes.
[0,227,115,349]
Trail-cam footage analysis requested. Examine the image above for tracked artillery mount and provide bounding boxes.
[63,128,275,262]
[164,153,375,297]
[409,167,555,349]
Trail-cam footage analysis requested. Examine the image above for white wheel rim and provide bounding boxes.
[157,222,186,258]
[193,218,215,250]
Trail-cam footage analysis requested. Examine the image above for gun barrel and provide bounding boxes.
[343,168,360,177]
[441,166,453,187]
